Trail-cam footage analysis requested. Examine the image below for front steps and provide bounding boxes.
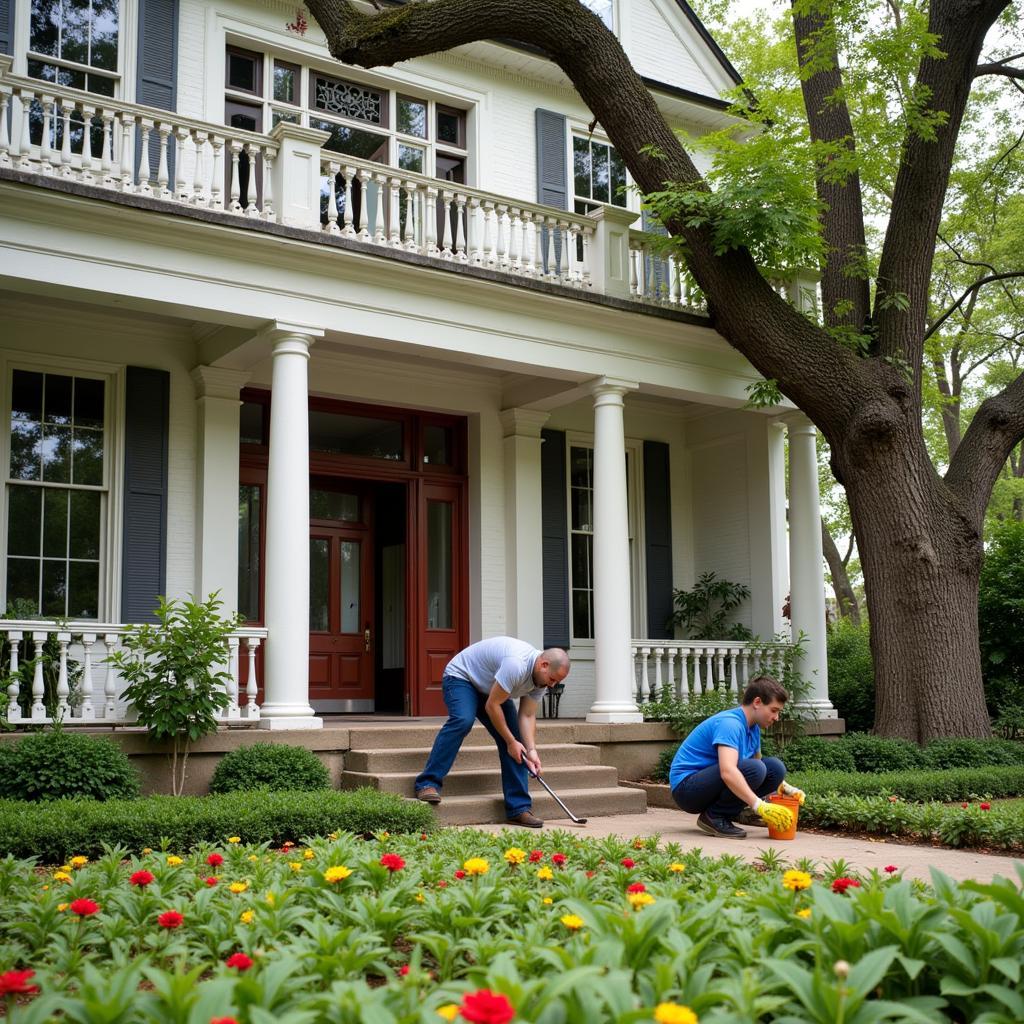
[339,722,647,825]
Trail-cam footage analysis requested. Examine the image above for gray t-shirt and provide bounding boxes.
[445,637,547,701]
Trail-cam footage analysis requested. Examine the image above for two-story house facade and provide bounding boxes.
[0,0,835,729]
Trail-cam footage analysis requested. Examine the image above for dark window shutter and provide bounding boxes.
[541,428,570,649]
[136,0,179,181]
[121,367,169,623]
[643,440,674,639]
[0,0,13,56]
[535,108,568,210]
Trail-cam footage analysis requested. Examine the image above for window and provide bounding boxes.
[5,369,108,619]
[28,0,120,96]
[580,0,614,29]
[573,135,628,214]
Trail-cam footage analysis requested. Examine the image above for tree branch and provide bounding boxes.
[975,52,1024,79]
[923,271,1024,343]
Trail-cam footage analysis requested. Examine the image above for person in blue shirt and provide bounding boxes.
[668,675,804,838]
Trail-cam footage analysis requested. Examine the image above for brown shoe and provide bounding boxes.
[506,810,544,828]
[415,787,441,805]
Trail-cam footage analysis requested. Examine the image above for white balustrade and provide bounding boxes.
[628,231,707,314]
[1,620,267,727]
[631,639,795,704]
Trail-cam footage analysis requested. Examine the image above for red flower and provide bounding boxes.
[225,953,253,971]
[980,802,991,811]
[459,988,516,1024]
[831,877,861,894]
[69,898,100,917]
[621,858,635,869]
[420,833,428,841]
[454,870,466,880]
[0,970,40,997]
[437,880,449,888]
[205,876,219,887]
[380,853,406,872]
[626,882,646,893]
[158,910,184,929]
[585,870,595,879]
[884,865,898,874]
[210,1018,239,1024]
[398,965,410,977]
[207,853,224,867]
[551,853,567,866]
[528,850,544,863]
[130,870,155,887]
[961,803,969,809]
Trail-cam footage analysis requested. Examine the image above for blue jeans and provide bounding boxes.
[671,756,786,821]
[415,676,532,817]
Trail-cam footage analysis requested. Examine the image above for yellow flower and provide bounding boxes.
[653,1002,698,1024]
[166,855,183,866]
[303,849,315,861]
[797,908,812,919]
[536,866,554,881]
[70,855,89,868]
[324,865,352,884]
[782,870,813,892]
[229,881,249,894]
[288,861,303,872]
[52,871,72,883]
[560,913,585,931]
[248,854,259,863]
[633,839,645,850]
[668,863,686,873]
[734,890,747,897]
[542,897,553,905]
[227,836,241,844]
[504,847,527,865]
[463,858,489,876]
[57,903,69,912]
[42,885,49,891]
[240,910,255,924]
[627,891,656,910]
[415,892,426,903]
[265,892,275,906]
[436,1006,459,1022]
[329,831,339,841]
[142,848,153,855]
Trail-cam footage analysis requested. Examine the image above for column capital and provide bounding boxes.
[500,407,550,439]
[781,412,816,436]
[259,320,325,353]
[588,376,640,402]
[190,365,251,400]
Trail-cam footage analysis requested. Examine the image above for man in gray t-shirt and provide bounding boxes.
[414,637,570,827]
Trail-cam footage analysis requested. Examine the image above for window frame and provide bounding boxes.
[570,130,631,214]
[0,356,126,622]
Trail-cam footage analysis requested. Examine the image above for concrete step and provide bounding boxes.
[345,742,602,773]
[345,721,583,749]
[430,785,648,826]
[340,763,620,798]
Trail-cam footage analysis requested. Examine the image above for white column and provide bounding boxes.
[260,324,324,729]
[191,366,250,613]
[786,415,835,716]
[500,408,550,647]
[587,377,642,723]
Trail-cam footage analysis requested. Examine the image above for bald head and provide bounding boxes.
[533,648,570,687]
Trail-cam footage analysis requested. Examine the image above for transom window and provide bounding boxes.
[573,135,628,214]
[5,369,108,619]
[28,0,120,97]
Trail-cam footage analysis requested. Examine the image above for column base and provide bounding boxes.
[257,707,323,730]
[586,708,644,724]
[792,700,838,720]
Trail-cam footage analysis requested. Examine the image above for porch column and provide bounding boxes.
[587,377,642,723]
[500,408,550,647]
[260,323,324,730]
[786,415,835,716]
[191,366,250,614]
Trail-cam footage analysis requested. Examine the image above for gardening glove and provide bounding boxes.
[753,798,795,831]
[779,782,806,806]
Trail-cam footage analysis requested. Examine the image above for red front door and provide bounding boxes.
[308,485,375,711]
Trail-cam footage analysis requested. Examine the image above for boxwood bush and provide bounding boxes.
[0,788,433,862]
[209,743,331,794]
[0,731,140,802]
[922,737,1024,770]
[790,764,1024,802]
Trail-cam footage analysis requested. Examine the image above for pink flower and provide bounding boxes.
[459,989,516,1024]
[627,882,646,893]
[621,858,635,869]
[528,850,544,863]
[69,898,100,917]
[0,970,39,996]
[205,876,219,887]
[210,1018,239,1024]
[158,910,184,929]
[437,880,448,888]
[130,870,155,887]
[884,865,898,873]
[207,853,224,867]
[551,853,567,866]
[380,854,406,872]
[831,877,861,894]
[225,953,253,971]
[980,802,991,811]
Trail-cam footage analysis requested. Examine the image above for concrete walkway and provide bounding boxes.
[473,807,1023,884]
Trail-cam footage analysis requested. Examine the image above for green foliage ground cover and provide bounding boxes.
[3,828,1024,1023]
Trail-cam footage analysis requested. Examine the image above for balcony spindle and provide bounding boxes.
[639,646,651,701]
[78,103,98,182]
[356,169,371,239]
[226,636,240,717]
[715,647,727,693]
[39,95,54,172]
[373,173,388,244]
[325,161,340,234]
[243,143,259,216]
[666,647,679,700]
[341,165,356,237]
[30,632,46,720]
[157,123,172,198]
[388,175,402,247]
[495,204,508,268]
[440,190,454,257]
[404,179,418,250]
[262,147,275,220]
[728,647,740,696]
[55,631,71,719]
[482,200,495,266]
[103,634,119,718]
[79,633,96,720]
[455,193,468,261]
[424,185,438,255]
[174,126,190,201]
[191,130,207,204]
[245,638,260,716]
[16,89,34,170]
[669,254,681,305]
[209,135,224,209]
[581,225,593,288]
[119,114,135,189]
[228,140,242,212]
[6,631,22,721]
[0,85,11,167]
[653,647,664,700]
[468,196,482,264]
[100,108,115,184]
[137,119,153,193]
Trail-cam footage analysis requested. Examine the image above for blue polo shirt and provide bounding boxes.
[668,706,761,790]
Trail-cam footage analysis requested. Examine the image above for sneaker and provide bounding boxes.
[696,811,747,839]
[506,810,544,828]
[734,807,768,828]
[415,787,442,805]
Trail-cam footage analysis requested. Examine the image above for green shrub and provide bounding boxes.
[0,787,433,862]
[210,743,331,794]
[825,619,875,732]
[651,745,678,783]
[640,690,736,736]
[923,737,1024,770]
[841,731,925,772]
[789,764,1024,802]
[0,731,140,802]
[979,519,1024,717]
[775,736,857,773]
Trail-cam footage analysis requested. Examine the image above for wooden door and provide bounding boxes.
[309,485,375,711]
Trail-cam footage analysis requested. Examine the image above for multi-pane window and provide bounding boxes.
[573,135,628,214]
[5,370,107,618]
[28,0,120,97]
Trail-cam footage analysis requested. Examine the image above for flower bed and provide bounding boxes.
[3,829,1024,1021]
[789,765,1024,802]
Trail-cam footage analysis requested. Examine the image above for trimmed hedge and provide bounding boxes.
[0,788,434,862]
[209,742,331,794]
[790,764,1024,802]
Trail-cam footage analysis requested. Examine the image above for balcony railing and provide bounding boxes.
[631,639,795,704]
[1,619,267,727]
[0,56,712,313]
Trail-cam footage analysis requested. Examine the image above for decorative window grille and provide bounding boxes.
[313,75,385,125]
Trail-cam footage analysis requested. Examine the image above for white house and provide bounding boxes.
[0,0,834,730]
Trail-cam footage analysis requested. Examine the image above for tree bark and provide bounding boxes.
[821,521,861,625]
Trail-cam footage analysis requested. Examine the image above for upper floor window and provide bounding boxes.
[573,135,628,214]
[580,0,614,29]
[28,0,119,97]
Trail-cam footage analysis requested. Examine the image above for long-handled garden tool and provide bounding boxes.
[523,761,588,825]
